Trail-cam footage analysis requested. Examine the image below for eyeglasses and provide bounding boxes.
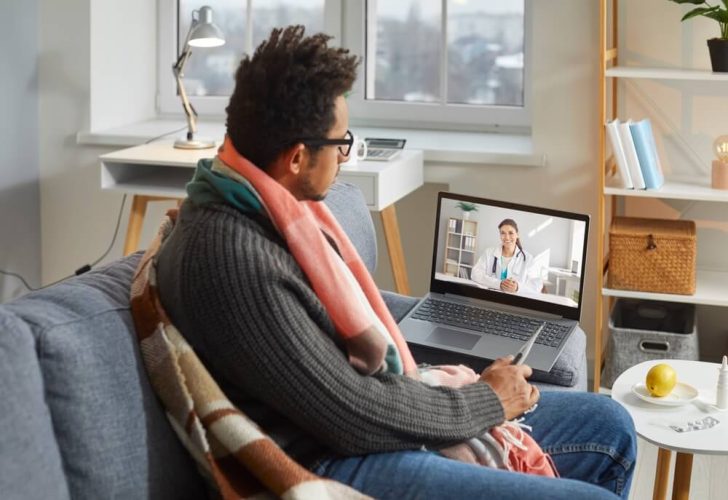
[299,130,354,157]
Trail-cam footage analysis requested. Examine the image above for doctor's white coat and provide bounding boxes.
[471,246,543,293]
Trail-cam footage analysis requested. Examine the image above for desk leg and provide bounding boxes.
[123,195,181,256]
[380,204,410,296]
[672,452,693,500]
[653,447,671,500]
[124,195,148,256]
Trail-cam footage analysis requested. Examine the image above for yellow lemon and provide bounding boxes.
[645,363,677,397]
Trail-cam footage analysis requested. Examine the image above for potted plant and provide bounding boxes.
[455,201,478,220]
[667,0,728,72]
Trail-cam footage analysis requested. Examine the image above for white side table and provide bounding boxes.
[612,359,728,500]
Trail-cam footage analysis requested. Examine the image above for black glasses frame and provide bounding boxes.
[299,130,354,157]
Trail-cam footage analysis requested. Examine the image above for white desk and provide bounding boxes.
[612,360,727,500]
[99,142,424,294]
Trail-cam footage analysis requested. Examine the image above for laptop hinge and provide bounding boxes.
[440,293,564,320]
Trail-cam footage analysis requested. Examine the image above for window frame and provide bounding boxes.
[342,0,532,132]
[156,0,531,133]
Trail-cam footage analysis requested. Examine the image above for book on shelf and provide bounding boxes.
[617,120,646,189]
[458,267,470,279]
[629,119,665,190]
[605,119,634,189]
[463,236,475,251]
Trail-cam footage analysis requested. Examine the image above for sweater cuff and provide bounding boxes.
[460,382,506,431]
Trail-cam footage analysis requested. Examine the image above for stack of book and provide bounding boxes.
[605,118,665,190]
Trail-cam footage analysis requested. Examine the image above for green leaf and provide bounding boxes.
[668,0,710,4]
[704,9,728,22]
[456,201,478,212]
[681,5,721,21]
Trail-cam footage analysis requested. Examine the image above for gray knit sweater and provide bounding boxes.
[156,200,505,467]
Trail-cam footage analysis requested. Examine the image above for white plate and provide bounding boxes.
[631,382,699,407]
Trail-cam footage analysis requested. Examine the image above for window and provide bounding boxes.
[158,0,529,131]
[344,0,530,130]
[157,0,337,115]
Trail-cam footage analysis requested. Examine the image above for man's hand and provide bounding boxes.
[424,364,479,388]
[479,356,539,420]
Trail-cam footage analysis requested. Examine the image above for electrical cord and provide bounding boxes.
[1,124,188,294]
[1,194,127,292]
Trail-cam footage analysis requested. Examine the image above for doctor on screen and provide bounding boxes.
[471,218,543,293]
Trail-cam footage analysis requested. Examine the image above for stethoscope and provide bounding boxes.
[491,248,525,274]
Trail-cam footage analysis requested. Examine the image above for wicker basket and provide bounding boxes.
[608,217,696,295]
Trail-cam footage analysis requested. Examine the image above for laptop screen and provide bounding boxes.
[430,193,590,321]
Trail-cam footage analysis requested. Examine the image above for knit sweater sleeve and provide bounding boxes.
[177,207,505,455]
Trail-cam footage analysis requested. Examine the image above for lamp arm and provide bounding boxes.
[173,46,197,140]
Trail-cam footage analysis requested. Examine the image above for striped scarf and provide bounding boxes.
[207,135,418,377]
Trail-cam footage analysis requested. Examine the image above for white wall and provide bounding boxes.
[1,0,40,301]
[38,0,164,286]
[90,0,157,130]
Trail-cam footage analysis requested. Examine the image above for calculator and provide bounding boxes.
[364,137,406,162]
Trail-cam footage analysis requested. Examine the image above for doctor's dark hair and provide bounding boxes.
[498,218,525,261]
[225,25,359,170]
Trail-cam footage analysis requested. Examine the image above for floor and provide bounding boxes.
[628,437,728,499]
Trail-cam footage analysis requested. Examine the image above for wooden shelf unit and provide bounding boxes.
[442,217,478,279]
[596,0,728,391]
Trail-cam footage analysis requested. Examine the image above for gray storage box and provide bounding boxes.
[601,299,698,388]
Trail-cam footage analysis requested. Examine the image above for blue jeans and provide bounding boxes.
[312,391,636,500]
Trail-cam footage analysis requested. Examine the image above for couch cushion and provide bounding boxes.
[5,254,206,500]
[381,290,419,322]
[325,182,377,273]
[0,310,70,500]
[531,325,587,389]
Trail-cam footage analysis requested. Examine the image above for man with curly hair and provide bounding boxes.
[155,25,636,499]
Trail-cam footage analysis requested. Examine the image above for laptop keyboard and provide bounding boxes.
[410,298,571,348]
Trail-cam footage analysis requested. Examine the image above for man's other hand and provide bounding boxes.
[479,355,539,420]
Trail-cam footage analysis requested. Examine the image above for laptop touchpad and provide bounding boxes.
[425,327,480,350]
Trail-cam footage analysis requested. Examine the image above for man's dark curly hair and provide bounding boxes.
[226,25,359,170]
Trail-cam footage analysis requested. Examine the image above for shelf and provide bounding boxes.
[605,179,728,202]
[605,66,728,81]
[602,270,728,307]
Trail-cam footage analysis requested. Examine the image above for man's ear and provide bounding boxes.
[268,143,308,183]
[282,143,307,175]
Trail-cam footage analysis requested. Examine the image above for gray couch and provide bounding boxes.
[0,182,586,499]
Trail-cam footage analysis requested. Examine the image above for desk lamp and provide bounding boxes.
[173,5,225,149]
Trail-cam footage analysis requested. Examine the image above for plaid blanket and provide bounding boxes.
[130,209,370,500]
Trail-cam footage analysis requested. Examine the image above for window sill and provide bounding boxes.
[77,119,545,167]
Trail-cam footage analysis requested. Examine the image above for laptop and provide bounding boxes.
[398,192,590,373]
